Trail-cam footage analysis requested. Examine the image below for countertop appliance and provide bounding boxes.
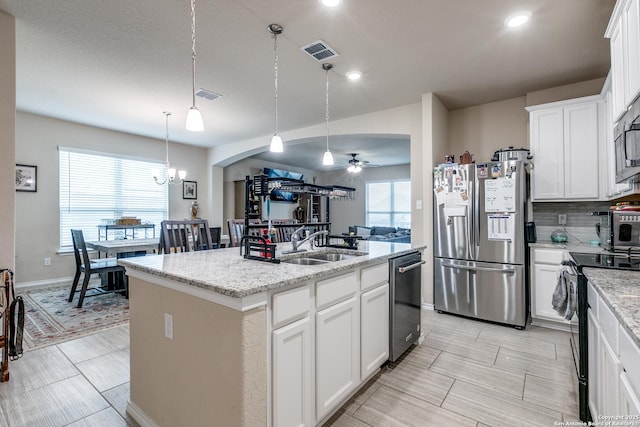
[389,251,423,362]
[567,251,640,422]
[594,210,640,252]
[433,160,528,328]
[615,96,640,183]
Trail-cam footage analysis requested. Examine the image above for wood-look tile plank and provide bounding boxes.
[523,374,579,416]
[494,347,575,384]
[76,347,130,392]
[430,351,525,398]
[102,382,131,420]
[66,407,127,427]
[0,346,79,398]
[476,327,557,359]
[396,343,441,368]
[57,324,129,364]
[378,360,454,406]
[424,330,499,365]
[322,410,372,427]
[442,379,563,427]
[2,374,109,426]
[353,385,477,427]
[341,375,381,415]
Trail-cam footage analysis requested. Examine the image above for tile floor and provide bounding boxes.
[0,310,579,426]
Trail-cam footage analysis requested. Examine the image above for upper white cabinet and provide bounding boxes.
[527,96,602,201]
[607,0,640,121]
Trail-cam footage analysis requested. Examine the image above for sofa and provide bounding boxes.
[347,225,411,243]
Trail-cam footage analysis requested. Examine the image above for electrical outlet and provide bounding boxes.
[43,257,51,266]
[558,214,567,225]
[164,313,173,340]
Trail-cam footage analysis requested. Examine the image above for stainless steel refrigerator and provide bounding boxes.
[433,161,527,328]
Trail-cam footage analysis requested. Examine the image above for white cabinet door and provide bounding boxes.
[588,307,601,420]
[564,102,600,199]
[624,0,640,106]
[601,333,623,417]
[272,317,313,427]
[612,17,627,122]
[530,108,565,200]
[532,263,570,323]
[316,296,359,420]
[361,283,389,379]
[620,372,640,415]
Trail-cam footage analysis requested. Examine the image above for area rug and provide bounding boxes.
[19,284,129,350]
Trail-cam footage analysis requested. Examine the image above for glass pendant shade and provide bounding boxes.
[270,134,283,152]
[323,150,334,165]
[186,106,204,132]
[178,170,187,180]
[154,112,187,185]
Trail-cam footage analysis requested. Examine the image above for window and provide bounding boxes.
[59,147,168,248]
[365,180,411,228]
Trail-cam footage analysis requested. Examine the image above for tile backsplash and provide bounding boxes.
[532,201,611,243]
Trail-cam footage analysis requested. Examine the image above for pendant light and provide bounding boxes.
[186,0,204,132]
[153,112,187,185]
[322,63,334,166]
[268,24,284,152]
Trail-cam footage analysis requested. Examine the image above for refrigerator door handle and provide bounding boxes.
[442,262,515,274]
[474,172,480,255]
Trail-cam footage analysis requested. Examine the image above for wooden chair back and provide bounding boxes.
[159,220,213,254]
[209,227,221,248]
[227,219,261,247]
[71,229,92,268]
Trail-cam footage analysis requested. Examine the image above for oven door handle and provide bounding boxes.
[442,262,515,274]
[398,260,425,273]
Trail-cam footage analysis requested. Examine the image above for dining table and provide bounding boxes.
[85,238,160,258]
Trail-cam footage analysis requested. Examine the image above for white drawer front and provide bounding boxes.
[599,299,620,355]
[316,272,358,310]
[533,248,566,265]
[587,282,599,317]
[361,262,389,292]
[619,325,640,398]
[272,284,311,328]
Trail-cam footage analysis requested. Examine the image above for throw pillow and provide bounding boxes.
[356,226,371,238]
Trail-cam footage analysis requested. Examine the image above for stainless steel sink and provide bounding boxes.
[282,258,330,265]
[305,253,359,262]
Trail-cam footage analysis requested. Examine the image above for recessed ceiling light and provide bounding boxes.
[505,11,531,28]
[346,71,362,80]
[321,0,340,7]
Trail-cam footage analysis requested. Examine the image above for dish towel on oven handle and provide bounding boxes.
[552,262,577,321]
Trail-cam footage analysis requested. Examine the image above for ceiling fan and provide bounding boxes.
[346,153,374,173]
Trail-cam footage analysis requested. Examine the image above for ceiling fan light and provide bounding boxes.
[355,165,362,173]
[270,134,284,152]
[323,150,334,166]
[186,106,204,132]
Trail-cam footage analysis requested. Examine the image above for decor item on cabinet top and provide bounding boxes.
[459,151,473,164]
[491,146,533,165]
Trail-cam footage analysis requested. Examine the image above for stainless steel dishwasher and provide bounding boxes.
[389,251,424,362]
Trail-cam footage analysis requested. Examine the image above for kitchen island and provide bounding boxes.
[119,241,424,427]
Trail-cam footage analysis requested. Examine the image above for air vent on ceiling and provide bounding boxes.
[195,88,222,101]
[300,40,339,62]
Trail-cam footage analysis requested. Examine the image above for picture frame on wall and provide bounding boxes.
[15,164,37,192]
[183,180,197,199]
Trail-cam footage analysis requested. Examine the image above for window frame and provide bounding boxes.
[365,179,411,228]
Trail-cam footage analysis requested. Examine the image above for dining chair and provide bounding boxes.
[226,219,261,247]
[159,219,214,254]
[68,229,128,308]
[209,227,221,249]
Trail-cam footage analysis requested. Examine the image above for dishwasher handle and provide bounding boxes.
[442,261,515,274]
[398,260,426,273]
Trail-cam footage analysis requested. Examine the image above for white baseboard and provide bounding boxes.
[15,276,75,291]
[126,400,159,427]
[422,302,434,311]
[531,317,573,333]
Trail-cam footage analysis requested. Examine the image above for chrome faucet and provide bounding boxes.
[284,226,329,253]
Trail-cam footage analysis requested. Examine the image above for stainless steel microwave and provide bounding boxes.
[615,98,640,183]
[598,210,640,252]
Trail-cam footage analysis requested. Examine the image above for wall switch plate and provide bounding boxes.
[416,200,423,210]
[43,257,51,266]
[558,214,567,225]
[164,313,173,340]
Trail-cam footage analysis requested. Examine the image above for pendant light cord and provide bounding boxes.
[325,67,330,151]
[164,112,171,165]
[273,32,279,135]
[190,0,197,107]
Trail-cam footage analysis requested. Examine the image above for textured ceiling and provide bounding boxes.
[1,0,615,162]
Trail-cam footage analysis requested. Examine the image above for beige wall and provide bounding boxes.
[128,278,266,426]
[526,77,606,107]
[14,112,209,284]
[0,12,15,271]
[448,96,528,163]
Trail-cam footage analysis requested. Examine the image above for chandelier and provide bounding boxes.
[153,112,186,185]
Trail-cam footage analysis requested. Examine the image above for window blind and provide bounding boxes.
[365,180,411,228]
[59,147,168,247]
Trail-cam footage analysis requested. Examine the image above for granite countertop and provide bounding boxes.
[583,268,640,348]
[119,241,424,299]
[529,240,607,254]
